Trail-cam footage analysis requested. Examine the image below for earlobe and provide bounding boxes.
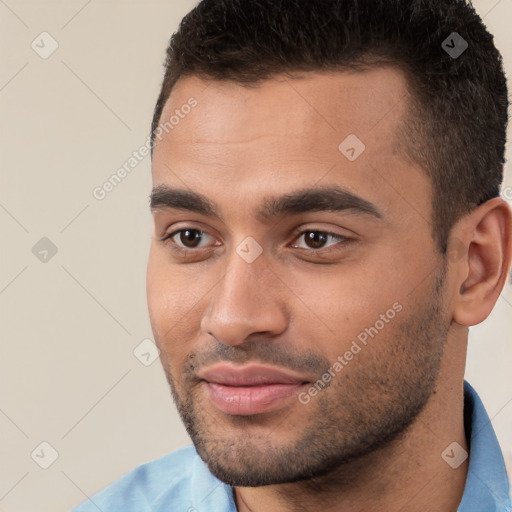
[452,197,512,327]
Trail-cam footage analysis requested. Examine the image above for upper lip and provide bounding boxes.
[197,363,310,386]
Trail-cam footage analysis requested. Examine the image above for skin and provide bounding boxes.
[147,69,512,512]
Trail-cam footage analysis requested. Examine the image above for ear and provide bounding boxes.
[451,197,512,327]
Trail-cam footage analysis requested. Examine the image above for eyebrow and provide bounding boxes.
[149,184,382,222]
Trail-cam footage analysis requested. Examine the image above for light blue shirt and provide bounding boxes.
[71,381,511,511]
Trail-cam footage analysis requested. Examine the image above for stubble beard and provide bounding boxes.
[160,268,448,488]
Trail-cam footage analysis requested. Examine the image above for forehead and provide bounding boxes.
[152,69,431,226]
[159,67,410,148]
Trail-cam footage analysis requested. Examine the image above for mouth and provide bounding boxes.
[197,363,311,416]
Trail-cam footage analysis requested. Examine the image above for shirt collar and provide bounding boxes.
[457,380,511,511]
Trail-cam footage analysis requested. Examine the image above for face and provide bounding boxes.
[147,69,451,486]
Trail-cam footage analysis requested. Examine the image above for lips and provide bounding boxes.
[197,363,310,415]
[198,363,309,386]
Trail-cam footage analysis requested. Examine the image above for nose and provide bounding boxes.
[199,247,288,347]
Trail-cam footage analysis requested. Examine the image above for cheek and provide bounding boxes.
[281,261,416,367]
[147,248,190,347]
[146,248,214,362]
[147,247,197,321]
[284,261,403,329]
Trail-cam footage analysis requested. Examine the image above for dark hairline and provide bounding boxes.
[150,56,410,152]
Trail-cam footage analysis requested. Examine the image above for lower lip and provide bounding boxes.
[203,381,306,415]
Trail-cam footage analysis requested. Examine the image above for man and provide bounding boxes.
[71,0,512,510]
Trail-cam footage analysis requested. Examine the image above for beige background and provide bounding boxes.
[0,1,511,511]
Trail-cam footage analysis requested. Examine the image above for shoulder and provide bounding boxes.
[70,445,200,512]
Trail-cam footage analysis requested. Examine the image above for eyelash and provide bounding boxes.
[158,227,349,254]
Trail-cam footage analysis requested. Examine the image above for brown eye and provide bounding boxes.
[303,231,329,249]
[177,229,203,248]
[293,230,347,251]
[160,228,215,250]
